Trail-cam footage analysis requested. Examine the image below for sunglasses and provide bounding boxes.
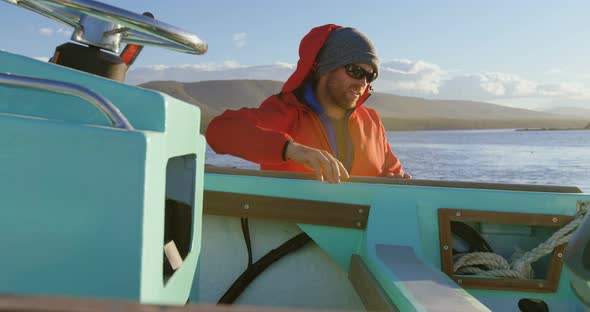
[344,64,378,83]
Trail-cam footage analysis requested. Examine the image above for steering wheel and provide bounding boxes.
[3,0,207,54]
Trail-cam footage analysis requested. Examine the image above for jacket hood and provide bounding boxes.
[281,24,372,107]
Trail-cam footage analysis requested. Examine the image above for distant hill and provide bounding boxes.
[139,79,588,132]
[140,80,283,117]
[543,107,590,119]
[366,94,587,131]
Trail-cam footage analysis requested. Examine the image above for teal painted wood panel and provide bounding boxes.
[0,114,146,299]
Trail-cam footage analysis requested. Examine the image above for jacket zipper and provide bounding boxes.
[308,111,334,154]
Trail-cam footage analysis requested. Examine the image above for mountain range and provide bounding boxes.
[139,79,589,132]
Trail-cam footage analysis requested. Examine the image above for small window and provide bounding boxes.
[163,154,197,283]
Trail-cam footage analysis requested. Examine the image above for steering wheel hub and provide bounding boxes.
[72,15,122,52]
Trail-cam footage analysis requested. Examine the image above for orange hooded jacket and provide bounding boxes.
[206,24,405,177]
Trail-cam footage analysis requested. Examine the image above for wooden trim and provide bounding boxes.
[203,191,370,229]
[206,166,583,193]
[0,294,312,311]
[349,255,399,312]
[0,294,166,312]
[438,208,573,292]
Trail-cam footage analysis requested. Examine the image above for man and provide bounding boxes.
[206,24,411,183]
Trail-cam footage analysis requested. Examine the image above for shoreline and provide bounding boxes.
[516,127,590,131]
[200,115,589,133]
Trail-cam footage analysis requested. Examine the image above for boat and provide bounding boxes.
[1,1,589,311]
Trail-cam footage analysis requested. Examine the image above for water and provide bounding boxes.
[205,129,590,193]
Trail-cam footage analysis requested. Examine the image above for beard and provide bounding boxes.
[323,74,363,111]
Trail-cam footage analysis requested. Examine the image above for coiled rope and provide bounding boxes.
[453,208,588,279]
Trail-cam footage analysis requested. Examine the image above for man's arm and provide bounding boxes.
[206,97,350,183]
[206,99,293,165]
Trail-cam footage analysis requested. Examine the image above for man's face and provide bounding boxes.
[320,63,373,111]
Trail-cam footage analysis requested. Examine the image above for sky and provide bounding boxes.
[2,0,590,112]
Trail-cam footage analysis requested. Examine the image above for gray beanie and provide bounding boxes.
[316,27,379,77]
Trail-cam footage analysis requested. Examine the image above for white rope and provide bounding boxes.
[453,208,588,279]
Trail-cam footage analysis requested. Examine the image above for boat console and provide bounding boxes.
[0,0,207,305]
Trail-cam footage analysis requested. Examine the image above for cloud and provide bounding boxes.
[39,27,54,36]
[537,82,590,100]
[38,27,72,37]
[127,61,295,85]
[438,72,590,102]
[125,57,590,110]
[57,28,72,36]
[372,59,446,96]
[223,60,242,69]
[375,61,590,106]
[545,68,564,75]
[436,72,590,112]
[233,33,247,48]
[128,58,458,98]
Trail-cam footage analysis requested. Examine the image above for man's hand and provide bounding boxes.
[285,141,350,183]
[385,172,412,179]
